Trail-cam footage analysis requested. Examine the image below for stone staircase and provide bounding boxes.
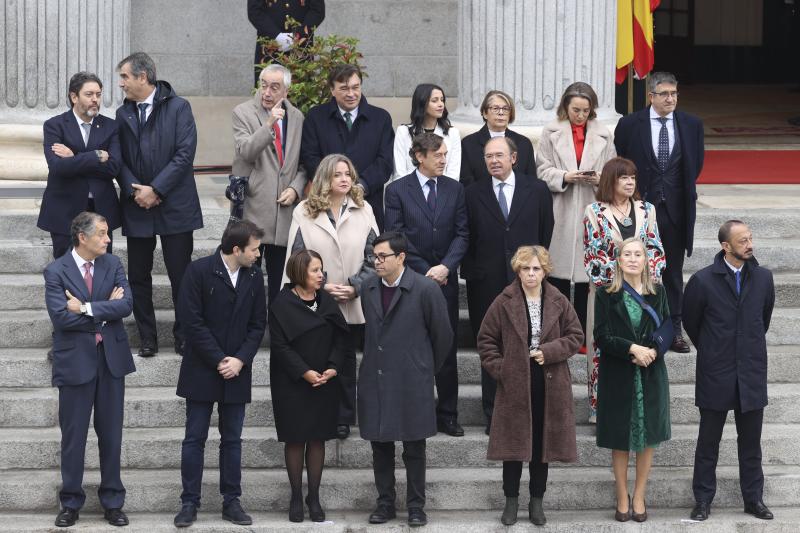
[0,205,799,531]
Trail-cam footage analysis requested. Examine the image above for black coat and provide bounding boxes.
[38,111,122,233]
[248,0,325,38]
[301,96,394,228]
[269,286,351,442]
[683,251,775,412]
[459,125,537,186]
[614,107,704,255]
[116,80,203,238]
[176,251,267,404]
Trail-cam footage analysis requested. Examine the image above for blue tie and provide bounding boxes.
[735,270,741,295]
[426,179,437,211]
[657,117,670,172]
[497,182,509,221]
[138,102,149,129]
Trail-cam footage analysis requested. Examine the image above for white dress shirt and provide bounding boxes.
[491,171,516,211]
[339,105,358,124]
[71,249,95,316]
[392,123,462,181]
[139,87,157,122]
[649,107,675,157]
[381,267,406,288]
[221,252,240,288]
[416,170,437,200]
[73,110,95,145]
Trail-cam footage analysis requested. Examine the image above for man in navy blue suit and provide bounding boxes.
[301,64,394,229]
[614,72,705,353]
[44,212,136,528]
[384,132,469,436]
[38,72,121,259]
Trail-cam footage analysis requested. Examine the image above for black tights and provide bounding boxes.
[284,441,325,498]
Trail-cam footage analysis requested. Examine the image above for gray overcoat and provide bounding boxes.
[358,269,453,442]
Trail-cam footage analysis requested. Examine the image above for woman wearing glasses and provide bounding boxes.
[536,82,616,356]
[283,153,379,440]
[460,90,537,186]
[392,83,461,181]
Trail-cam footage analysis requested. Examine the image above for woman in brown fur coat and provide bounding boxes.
[478,245,584,526]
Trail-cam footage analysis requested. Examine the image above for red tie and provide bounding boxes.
[83,262,103,345]
[273,121,284,167]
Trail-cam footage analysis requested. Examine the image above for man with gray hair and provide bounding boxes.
[614,71,705,354]
[231,63,307,304]
[44,211,135,527]
[116,51,202,358]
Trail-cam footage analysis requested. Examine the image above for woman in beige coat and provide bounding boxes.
[283,153,379,439]
[536,82,616,354]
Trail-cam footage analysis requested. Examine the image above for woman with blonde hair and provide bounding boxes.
[284,153,379,439]
[594,237,671,523]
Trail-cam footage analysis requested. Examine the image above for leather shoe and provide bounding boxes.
[222,499,252,525]
[104,508,129,526]
[368,505,396,524]
[305,494,325,522]
[407,508,428,527]
[690,501,710,521]
[615,495,631,522]
[138,345,157,357]
[631,499,647,523]
[55,507,79,527]
[670,335,690,353]
[336,424,350,439]
[174,503,197,527]
[289,492,304,522]
[744,500,774,520]
[437,419,465,437]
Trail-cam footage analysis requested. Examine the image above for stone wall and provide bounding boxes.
[129,0,457,98]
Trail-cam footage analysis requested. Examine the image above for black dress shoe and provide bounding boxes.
[744,500,774,520]
[289,492,304,522]
[690,501,710,521]
[305,494,325,522]
[437,419,465,437]
[407,508,428,527]
[174,503,197,527]
[104,508,129,526]
[55,507,79,527]
[138,345,157,357]
[368,505,396,524]
[336,424,350,439]
[670,335,691,353]
[223,499,253,525]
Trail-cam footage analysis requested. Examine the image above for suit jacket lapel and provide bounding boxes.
[406,177,434,222]
[639,109,657,164]
[383,271,412,319]
[600,202,622,238]
[553,122,579,170]
[121,101,141,139]
[92,254,111,297]
[366,281,384,323]
[476,180,506,224]
[610,291,636,338]
[507,177,531,226]
[433,177,453,223]
[62,255,91,301]
[582,120,608,170]
[63,112,87,150]
[312,211,339,242]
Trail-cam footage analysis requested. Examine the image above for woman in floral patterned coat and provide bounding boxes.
[583,157,665,423]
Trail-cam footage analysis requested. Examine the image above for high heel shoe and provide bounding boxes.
[305,494,326,522]
[615,495,631,522]
[632,498,648,522]
[289,492,304,522]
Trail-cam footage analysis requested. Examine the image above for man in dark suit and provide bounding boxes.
[614,71,704,353]
[462,136,554,434]
[301,63,394,229]
[384,132,468,437]
[44,212,135,528]
[38,72,121,259]
[173,221,267,528]
[683,221,775,522]
[247,0,325,85]
[116,52,203,358]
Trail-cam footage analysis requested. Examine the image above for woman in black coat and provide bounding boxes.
[269,249,353,523]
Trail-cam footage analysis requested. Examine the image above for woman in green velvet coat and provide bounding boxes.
[594,238,671,523]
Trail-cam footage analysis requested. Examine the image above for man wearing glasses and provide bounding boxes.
[614,71,705,354]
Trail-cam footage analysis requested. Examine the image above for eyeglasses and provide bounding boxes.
[651,91,679,99]
[487,105,510,114]
[369,253,398,263]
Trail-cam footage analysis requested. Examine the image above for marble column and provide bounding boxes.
[0,0,130,180]
[452,0,619,134]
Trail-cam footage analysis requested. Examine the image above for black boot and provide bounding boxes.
[501,496,518,525]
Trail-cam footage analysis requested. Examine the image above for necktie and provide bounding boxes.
[272,121,284,167]
[81,122,91,147]
[497,182,509,221]
[426,179,437,211]
[735,270,741,296]
[138,102,149,129]
[657,117,670,171]
[83,262,102,344]
[344,111,353,131]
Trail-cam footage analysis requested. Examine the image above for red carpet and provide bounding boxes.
[698,150,800,184]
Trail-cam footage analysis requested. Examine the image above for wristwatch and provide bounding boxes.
[79,303,88,315]
[95,150,103,160]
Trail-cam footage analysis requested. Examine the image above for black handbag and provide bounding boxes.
[622,281,674,357]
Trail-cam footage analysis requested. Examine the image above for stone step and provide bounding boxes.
[3,508,800,533]
[1,423,798,471]
[3,345,799,389]
[3,383,800,429]
[1,465,799,512]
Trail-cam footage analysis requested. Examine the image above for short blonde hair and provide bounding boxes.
[510,245,552,276]
[607,238,656,295]
[304,154,365,219]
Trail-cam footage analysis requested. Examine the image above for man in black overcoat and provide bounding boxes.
[173,221,267,528]
[301,63,394,229]
[461,136,554,433]
[614,71,704,353]
[683,220,775,522]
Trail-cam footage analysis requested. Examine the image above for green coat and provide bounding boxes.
[593,284,671,450]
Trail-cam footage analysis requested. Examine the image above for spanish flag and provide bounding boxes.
[616,0,660,84]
